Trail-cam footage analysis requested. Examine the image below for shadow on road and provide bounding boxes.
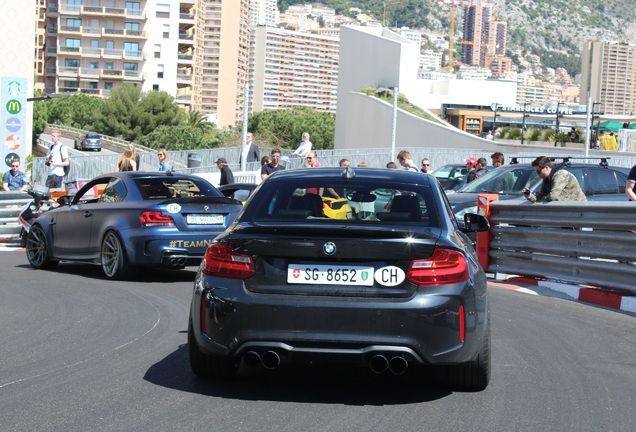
[143,344,453,405]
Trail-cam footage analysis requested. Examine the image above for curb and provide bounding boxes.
[506,276,636,315]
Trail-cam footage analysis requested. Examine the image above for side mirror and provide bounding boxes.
[462,213,490,232]
[57,195,72,206]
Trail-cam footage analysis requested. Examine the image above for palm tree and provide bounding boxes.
[185,111,214,132]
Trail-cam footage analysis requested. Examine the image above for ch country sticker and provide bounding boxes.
[6,100,22,114]
[374,266,405,286]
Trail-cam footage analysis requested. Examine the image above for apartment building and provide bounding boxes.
[581,40,636,115]
[250,0,277,27]
[462,2,510,72]
[43,1,149,97]
[249,26,339,114]
[198,0,251,127]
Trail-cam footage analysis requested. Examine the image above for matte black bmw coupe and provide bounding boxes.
[189,167,491,390]
[25,172,242,280]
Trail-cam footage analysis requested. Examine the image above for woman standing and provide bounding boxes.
[114,150,137,172]
[292,132,312,157]
[129,142,140,171]
[158,148,172,172]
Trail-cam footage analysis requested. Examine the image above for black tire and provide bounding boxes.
[100,230,137,280]
[447,317,491,391]
[26,224,59,269]
[188,317,238,379]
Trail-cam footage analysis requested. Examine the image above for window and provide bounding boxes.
[154,44,161,59]
[586,168,619,195]
[105,40,115,49]
[124,42,139,57]
[65,38,80,51]
[65,18,80,31]
[65,59,80,68]
[125,22,140,36]
[90,39,99,48]
[163,24,170,39]
[152,84,159,91]
[88,82,98,90]
[89,60,99,69]
[157,64,164,79]
[104,82,113,90]
[156,3,170,18]
[105,62,114,70]
[123,62,138,72]
[126,2,140,11]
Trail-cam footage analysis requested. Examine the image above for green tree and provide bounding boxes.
[185,110,215,132]
[95,84,182,141]
[136,125,211,150]
[248,107,335,150]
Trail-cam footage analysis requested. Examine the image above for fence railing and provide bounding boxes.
[486,200,636,295]
[0,192,31,241]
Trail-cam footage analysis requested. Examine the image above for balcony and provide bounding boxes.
[103,28,147,39]
[178,53,194,63]
[58,66,79,78]
[82,5,126,18]
[79,68,100,79]
[82,47,101,58]
[58,46,81,57]
[101,69,124,80]
[126,8,147,20]
[81,26,102,37]
[58,25,81,35]
[176,94,192,104]
[124,50,145,60]
[178,33,194,44]
[179,13,195,23]
[103,48,123,59]
[123,70,145,81]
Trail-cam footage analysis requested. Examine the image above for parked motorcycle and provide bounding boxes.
[18,185,53,248]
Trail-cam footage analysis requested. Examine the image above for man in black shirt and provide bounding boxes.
[215,157,234,186]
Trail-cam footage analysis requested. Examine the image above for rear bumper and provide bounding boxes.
[190,272,488,366]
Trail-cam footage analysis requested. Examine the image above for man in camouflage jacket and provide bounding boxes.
[523,156,586,202]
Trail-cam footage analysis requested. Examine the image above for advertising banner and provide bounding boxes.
[1,77,27,170]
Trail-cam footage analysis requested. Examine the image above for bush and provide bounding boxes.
[527,128,542,142]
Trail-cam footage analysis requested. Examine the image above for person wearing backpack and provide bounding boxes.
[45,128,70,189]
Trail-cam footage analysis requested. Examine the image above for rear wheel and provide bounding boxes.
[188,318,238,379]
[447,317,491,391]
[101,230,137,280]
[26,224,58,269]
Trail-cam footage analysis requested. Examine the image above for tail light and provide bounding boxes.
[202,242,255,279]
[406,248,469,286]
[140,211,175,227]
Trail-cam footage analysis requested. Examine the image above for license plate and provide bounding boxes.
[186,214,223,225]
[287,265,374,286]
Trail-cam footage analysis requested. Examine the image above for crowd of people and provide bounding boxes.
[4,129,635,205]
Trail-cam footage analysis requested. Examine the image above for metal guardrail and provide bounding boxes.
[0,191,31,240]
[487,201,636,295]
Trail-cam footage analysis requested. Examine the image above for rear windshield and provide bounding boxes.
[241,178,440,227]
[134,177,222,200]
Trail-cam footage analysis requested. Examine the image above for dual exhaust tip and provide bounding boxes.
[242,351,408,375]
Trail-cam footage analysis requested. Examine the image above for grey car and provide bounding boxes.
[448,158,630,226]
[75,132,102,151]
[188,167,492,390]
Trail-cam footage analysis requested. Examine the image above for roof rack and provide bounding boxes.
[509,156,610,168]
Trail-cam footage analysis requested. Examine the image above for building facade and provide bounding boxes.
[581,40,636,116]
[250,26,339,114]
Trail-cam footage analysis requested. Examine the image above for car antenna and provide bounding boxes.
[341,165,355,179]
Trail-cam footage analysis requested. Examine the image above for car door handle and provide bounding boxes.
[84,211,93,218]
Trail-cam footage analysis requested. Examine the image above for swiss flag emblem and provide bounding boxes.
[292,268,300,279]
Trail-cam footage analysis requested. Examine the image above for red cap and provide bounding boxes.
[465,157,477,166]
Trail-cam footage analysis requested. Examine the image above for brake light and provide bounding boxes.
[202,242,255,279]
[140,211,175,227]
[407,248,469,286]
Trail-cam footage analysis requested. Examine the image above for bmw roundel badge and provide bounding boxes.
[323,242,336,255]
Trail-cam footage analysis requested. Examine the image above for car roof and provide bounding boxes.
[266,167,432,182]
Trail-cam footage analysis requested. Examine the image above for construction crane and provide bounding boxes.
[441,0,462,71]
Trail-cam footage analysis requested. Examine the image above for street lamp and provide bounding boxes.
[592,101,602,149]
[520,102,529,145]
[491,102,500,132]
[555,101,563,132]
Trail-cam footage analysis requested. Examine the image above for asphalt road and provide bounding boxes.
[1,251,634,432]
